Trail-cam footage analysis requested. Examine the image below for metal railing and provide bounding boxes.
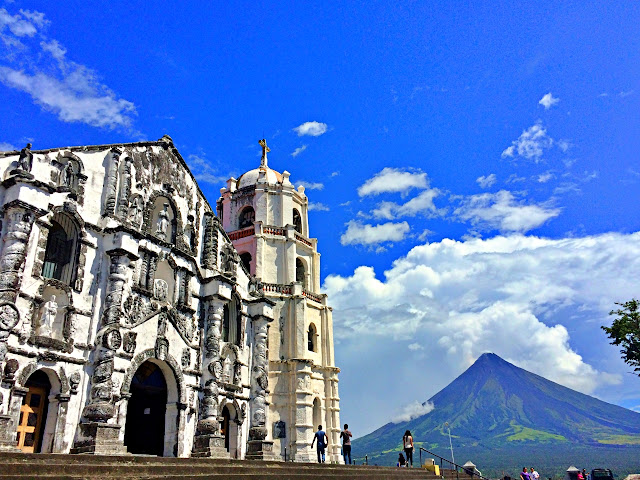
[419,447,491,480]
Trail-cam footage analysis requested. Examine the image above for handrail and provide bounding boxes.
[419,446,491,480]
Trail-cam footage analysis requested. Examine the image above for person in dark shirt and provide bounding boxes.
[311,424,328,463]
[340,423,353,464]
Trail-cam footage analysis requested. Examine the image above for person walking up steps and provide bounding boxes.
[340,423,353,464]
[403,430,414,467]
[311,425,329,464]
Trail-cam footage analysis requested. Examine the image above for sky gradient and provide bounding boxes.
[1,1,639,445]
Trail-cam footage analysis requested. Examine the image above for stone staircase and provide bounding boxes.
[0,452,466,479]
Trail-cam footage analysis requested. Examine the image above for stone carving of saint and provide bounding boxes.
[222,356,233,383]
[154,279,169,302]
[183,215,194,249]
[155,203,170,241]
[63,161,74,187]
[38,295,58,337]
[17,143,33,172]
[128,197,143,227]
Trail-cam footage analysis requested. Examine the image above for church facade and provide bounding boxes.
[0,136,341,461]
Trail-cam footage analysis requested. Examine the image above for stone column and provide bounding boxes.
[0,385,27,451]
[192,300,227,458]
[52,394,70,453]
[0,205,37,366]
[103,148,121,216]
[246,316,274,460]
[116,156,132,218]
[72,250,129,455]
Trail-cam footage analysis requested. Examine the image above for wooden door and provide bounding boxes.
[17,386,47,453]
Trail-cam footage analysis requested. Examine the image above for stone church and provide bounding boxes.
[0,136,341,462]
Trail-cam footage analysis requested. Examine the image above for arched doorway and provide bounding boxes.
[312,398,322,430]
[17,371,50,453]
[220,404,239,458]
[124,361,168,456]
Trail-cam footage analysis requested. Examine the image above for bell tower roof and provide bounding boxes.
[235,138,284,188]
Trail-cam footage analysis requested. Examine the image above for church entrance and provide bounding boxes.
[220,404,239,458]
[124,361,167,456]
[17,371,50,453]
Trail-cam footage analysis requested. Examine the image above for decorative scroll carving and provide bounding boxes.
[82,252,129,422]
[0,208,35,302]
[69,371,81,394]
[249,317,270,441]
[117,157,133,217]
[122,331,137,354]
[201,214,218,269]
[197,380,219,434]
[181,347,191,368]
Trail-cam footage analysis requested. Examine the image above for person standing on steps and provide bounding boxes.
[402,430,414,467]
[311,424,329,464]
[340,423,353,464]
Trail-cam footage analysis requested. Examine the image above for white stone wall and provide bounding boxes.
[0,139,272,458]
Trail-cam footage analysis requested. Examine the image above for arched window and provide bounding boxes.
[238,207,255,229]
[312,398,322,430]
[308,323,317,352]
[239,252,252,273]
[293,208,302,234]
[42,214,79,286]
[296,258,306,288]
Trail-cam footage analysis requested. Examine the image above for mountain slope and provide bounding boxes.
[353,353,640,471]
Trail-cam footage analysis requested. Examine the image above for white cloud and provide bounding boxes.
[0,142,17,151]
[325,232,639,403]
[0,8,45,38]
[372,189,442,220]
[296,180,324,190]
[501,121,554,163]
[308,202,330,212]
[392,401,435,423]
[619,90,634,98]
[358,167,429,197]
[293,121,328,137]
[187,153,227,185]
[331,171,340,177]
[340,220,410,246]
[539,92,560,109]
[537,172,554,183]
[408,343,424,351]
[291,145,307,157]
[0,7,137,132]
[476,174,497,189]
[454,190,560,233]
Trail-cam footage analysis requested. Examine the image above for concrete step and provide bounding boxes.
[0,452,457,480]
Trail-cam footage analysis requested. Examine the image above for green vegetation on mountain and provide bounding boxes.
[352,353,640,477]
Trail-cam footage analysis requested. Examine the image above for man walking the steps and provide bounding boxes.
[311,425,329,463]
[340,423,353,464]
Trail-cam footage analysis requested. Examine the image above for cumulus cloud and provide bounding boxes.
[187,153,227,185]
[308,202,330,211]
[291,145,307,157]
[340,220,410,246]
[0,7,137,131]
[372,189,442,220]
[296,180,324,190]
[539,92,560,109]
[392,401,435,423]
[358,167,429,197]
[408,343,424,351]
[293,121,328,137]
[325,232,640,396]
[501,121,554,163]
[476,174,497,188]
[454,190,560,233]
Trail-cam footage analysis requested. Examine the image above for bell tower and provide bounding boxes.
[218,139,341,463]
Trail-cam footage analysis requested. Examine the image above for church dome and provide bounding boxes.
[236,166,283,189]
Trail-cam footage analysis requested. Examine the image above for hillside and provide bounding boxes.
[352,353,640,476]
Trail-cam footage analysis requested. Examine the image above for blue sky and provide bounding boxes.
[2,1,640,442]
